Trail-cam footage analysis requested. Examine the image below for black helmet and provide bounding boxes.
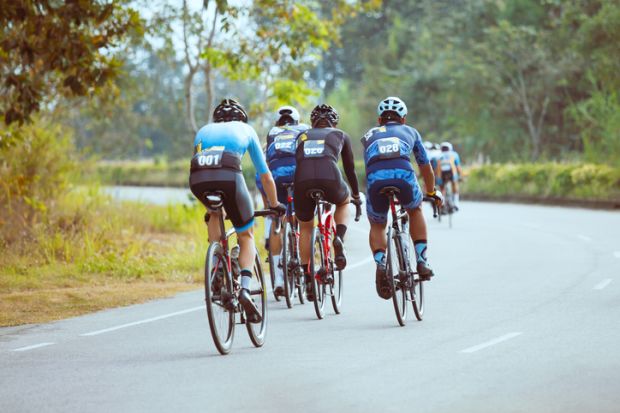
[310,104,339,126]
[213,98,248,123]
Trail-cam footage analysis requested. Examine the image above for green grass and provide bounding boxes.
[463,162,620,201]
[0,187,269,326]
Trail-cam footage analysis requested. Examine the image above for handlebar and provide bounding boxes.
[254,209,282,234]
[423,196,439,218]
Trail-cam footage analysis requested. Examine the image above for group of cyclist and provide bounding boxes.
[189,96,452,322]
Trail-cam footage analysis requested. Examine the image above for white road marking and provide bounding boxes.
[80,306,203,337]
[613,251,620,259]
[460,332,523,354]
[593,279,613,290]
[578,234,592,243]
[12,342,55,352]
[346,256,374,270]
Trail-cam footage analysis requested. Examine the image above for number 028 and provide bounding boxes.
[379,143,398,154]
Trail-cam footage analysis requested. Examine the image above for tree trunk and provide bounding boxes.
[184,69,198,134]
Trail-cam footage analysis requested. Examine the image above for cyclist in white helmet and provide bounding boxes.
[436,141,462,210]
[361,96,443,299]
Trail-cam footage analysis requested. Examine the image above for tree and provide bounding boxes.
[0,0,143,126]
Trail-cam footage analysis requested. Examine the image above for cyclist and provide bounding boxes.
[361,96,443,300]
[189,98,284,323]
[293,104,362,300]
[264,106,310,296]
[436,142,462,211]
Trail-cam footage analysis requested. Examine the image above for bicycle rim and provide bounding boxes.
[411,278,424,321]
[388,228,407,326]
[311,228,325,319]
[328,229,343,314]
[283,222,295,308]
[246,249,268,346]
[205,242,235,355]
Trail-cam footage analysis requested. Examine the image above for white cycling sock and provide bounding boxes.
[454,193,460,206]
[272,254,284,286]
[241,274,252,290]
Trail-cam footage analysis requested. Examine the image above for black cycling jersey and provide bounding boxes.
[294,127,359,195]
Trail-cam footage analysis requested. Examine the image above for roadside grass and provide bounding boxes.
[0,187,268,327]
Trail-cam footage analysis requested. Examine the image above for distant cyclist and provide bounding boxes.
[436,142,462,210]
[424,141,441,185]
[361,97,443,299]
[293,104,362,300]
[264,105,310,296]
[189,99,285,322]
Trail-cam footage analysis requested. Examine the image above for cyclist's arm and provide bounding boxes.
[411,130,435,193]
[454,152,463,176]
[248,131,279,208]
[340,132,360,197]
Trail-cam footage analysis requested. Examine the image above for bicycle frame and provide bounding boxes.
[315,200,335,272]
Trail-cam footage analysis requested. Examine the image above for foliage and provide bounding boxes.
[0,0,143,126]
[464,162,620,201]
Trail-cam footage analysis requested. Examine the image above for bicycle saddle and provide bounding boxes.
[306,189,325,200]
[204,191,224,209]
[379,186,400,195]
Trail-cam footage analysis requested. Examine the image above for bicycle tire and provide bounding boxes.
[282,222,295,309]
[310,227,326,319]
[246,248,268,347]
[411,277,424,321]
[205,242,235,355]
[387,227,407,326]
[328,228,343,314]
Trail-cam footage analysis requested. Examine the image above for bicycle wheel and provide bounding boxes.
[411,276,424,321]
[268,250,280,302]
[310,227,326,319]
[328,229,343,314]
[297,269,306,304]
[387,227,407,326]
[205,242,235,355]
[282,222,295,309]
[246,248,268,347]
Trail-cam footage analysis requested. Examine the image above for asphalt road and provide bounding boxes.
[1,201,619,413]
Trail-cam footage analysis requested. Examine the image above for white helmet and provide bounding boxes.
[440,141,453,151]
[276,105,300,125]
[377,96,408,118]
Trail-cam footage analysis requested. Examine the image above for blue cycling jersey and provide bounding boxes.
[361,122,429,174]
[265,124,309,169]
[193,121,268,175]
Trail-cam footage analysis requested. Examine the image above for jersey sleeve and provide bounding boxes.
[411,129,429,165]
[247,127,269,175]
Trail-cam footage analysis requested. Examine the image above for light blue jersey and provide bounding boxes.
[193,121,269,175]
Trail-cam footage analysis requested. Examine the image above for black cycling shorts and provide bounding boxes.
[294,160,349,222]
[441,170,454,184]
[189,169,254,232]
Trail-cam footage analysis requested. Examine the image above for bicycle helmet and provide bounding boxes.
[213,98,248,123]
[377,96,408,118]
[310,104,339,126]
[440,141,453,151]
[276,105,300,126]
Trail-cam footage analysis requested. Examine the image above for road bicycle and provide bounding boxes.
[202,190,279,355]
[380,186,437,326]
[438,179,456,228]
[306,190,362,319]
[278,183,306,308]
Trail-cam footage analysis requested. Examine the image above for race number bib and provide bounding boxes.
[274,133,296,155]
[440,154,453,171]
[303,140,325,158]
[375,137,401,159]
[196,146,224,168]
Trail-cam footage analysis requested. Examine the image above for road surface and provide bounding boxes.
[1,201,619,412]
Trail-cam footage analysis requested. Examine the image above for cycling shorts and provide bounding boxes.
[294,160,349,222]
[366,168,422,224]
[441,170,454,184]
[190,169,254,233]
